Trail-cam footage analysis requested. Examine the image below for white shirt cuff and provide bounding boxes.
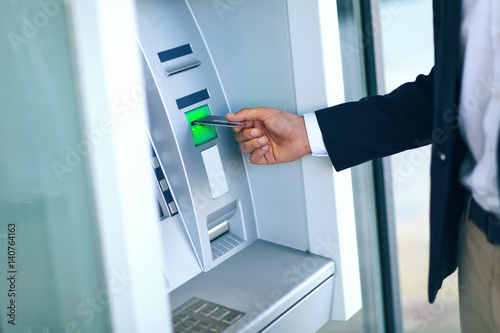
[303,112,328,157]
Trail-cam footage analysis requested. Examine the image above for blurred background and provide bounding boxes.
[320,0,461,332]
[382,0,460,332]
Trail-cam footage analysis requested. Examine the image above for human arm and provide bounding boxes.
[226,107,311,165]
[229,70,435,169]
[317,70,435,170]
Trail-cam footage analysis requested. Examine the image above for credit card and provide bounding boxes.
[192,115,245,127]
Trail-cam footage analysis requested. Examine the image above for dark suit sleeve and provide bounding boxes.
[316,69,435,171]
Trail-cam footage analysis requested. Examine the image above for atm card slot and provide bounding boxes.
[158,44,201,77]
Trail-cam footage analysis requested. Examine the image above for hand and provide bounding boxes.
[226,107,311,165]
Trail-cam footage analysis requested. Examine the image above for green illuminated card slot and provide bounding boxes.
[185,105,218,147]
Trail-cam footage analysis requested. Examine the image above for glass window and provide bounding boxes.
[380,0,460,332]
[0,2,111,332]
[318,1,386,331]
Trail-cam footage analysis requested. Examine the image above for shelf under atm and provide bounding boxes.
[170,240,336,333]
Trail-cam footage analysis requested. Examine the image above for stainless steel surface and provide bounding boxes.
[171,240,335,333]
[186,0,310,251]
[262,276,335,333]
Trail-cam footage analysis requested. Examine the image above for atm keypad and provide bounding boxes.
[175,314,189,322]
[198,304,218,317]
[189,328,204,333]
[209,308,230,321]
[187,299,208,313]
[172,297,245,333]
[221,312,242,325]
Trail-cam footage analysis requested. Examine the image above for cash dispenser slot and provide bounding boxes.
[207,201,237,241]
[158,44,201,77]
[206,201,245,260]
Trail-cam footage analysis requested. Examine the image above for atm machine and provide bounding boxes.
[135,0,361,332]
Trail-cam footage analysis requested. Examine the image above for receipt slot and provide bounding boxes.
[136,0,362,332]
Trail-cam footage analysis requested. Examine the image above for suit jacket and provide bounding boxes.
[315,0,465,303]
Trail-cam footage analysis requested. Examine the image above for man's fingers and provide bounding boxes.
[227,107,272,123]
[249,145,271,165]
[239,136,268,154]
[232,120,254,133]
[234,128,261,142]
